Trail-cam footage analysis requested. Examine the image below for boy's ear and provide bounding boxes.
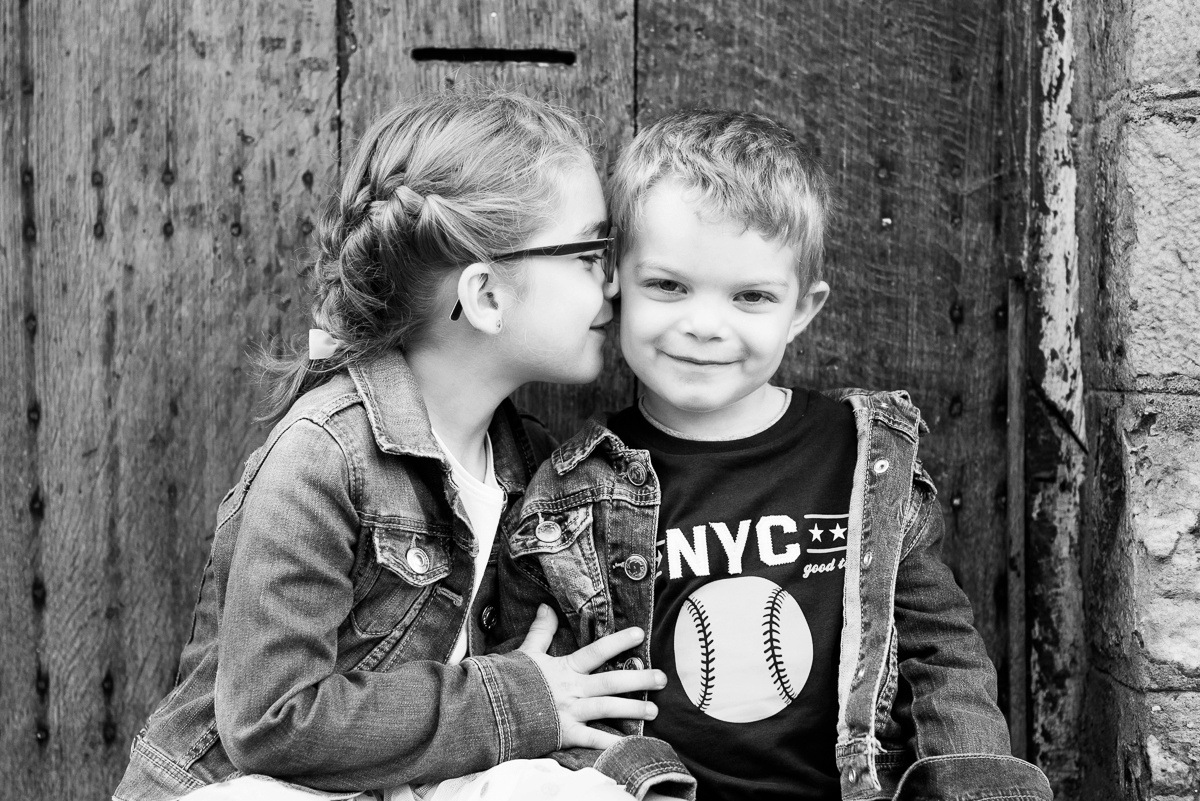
[455,263,506,335]
[787,280,830,342]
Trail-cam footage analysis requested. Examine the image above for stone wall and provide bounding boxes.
[1075,0,1200,797]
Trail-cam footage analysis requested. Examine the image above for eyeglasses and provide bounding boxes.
[450,237,615,321]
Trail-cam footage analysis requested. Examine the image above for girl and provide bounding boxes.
[113,89,671,801]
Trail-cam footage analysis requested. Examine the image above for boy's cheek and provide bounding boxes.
[616,312,635,363]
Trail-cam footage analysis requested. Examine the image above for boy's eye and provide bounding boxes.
[645,279,684,294]
[578,253,604,267]
[737,290,776,305]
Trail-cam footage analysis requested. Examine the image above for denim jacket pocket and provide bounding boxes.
[351,524,452,637]
[509,505,592,556]
[508,505,605,629]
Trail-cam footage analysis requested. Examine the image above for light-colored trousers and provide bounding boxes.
[178,760,633,801]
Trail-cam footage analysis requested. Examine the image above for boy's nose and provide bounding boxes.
[680,300,726,341]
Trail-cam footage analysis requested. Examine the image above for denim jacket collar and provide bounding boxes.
[828,387,928,440]
[349,350,442,460]
[551,417,625,475]
[347,350,535,498]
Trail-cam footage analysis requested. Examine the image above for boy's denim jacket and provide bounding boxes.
[495,389,1053,801]
[114,351,685,801]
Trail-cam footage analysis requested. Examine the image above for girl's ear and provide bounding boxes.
[456,263,506,335]
[787,280,830,342]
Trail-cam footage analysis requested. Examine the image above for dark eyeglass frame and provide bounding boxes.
[449,237,615,321]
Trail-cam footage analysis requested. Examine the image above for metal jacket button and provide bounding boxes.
[406,547,430,574]
[872,458,890,474]
[535,520,561,543]
[621,555,649,581]
[627,462,647,486]
[623,656,645,670]
[480,605,498,631]
[862,551,873,567]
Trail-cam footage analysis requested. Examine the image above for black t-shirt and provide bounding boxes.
[608,390,857,801]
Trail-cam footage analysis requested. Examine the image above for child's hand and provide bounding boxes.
[518,604,666,750]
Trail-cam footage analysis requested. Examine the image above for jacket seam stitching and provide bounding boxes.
[617,762,692,791]
[521,649,561,749]
[131,735,207,789]
[521,483,657,514]
[320,413,361,513]
[898,487,936,561]
[471,656,513,761]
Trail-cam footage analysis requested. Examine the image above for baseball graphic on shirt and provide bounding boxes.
[673,576,812,723]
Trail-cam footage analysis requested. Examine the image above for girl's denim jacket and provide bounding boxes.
[115,352,683,801]
[495,389,1053,801]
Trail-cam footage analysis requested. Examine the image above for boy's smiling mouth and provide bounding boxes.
[664,352,736,367]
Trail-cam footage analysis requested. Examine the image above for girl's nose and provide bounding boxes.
[602,266,620,300]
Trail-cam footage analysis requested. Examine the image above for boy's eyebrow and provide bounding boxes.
[633,259,793,289]
[742,278,794,290]
[630,258,683,276]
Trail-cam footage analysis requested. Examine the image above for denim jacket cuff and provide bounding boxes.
[593,736,697,800]
[468,650,561,761]
[893,754,1052,801]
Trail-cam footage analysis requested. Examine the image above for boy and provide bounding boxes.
[496,110,1052,801]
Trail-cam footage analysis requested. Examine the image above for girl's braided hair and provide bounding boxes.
[258,88,594,422]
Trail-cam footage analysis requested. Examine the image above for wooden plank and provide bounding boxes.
[1,0,45,794]
[3,0,336,795]
[10,1,131,790]
[638,0,1012,663]
[342,0,637,440]
[1007,278,1028,757]
[1000,0,1035,762]
[1022,0,1085,788]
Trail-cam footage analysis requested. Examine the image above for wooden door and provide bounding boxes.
[0,1,1025,795]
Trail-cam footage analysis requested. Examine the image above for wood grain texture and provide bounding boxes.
[637,0,1012,666]
[0,0,335,794]
[1,0,44,794]
[341,0,637,439]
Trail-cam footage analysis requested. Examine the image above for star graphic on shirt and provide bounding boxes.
[809,524,824,542]
[831,523,847,541]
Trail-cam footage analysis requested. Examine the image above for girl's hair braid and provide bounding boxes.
[257,88,594,422]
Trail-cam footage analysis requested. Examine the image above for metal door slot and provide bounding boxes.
[410,47,576,66]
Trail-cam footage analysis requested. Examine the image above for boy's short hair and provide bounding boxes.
[609,109,830,289]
